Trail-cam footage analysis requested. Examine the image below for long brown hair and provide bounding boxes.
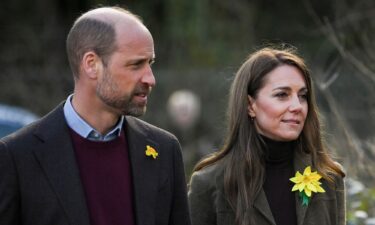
[192,47,345,225]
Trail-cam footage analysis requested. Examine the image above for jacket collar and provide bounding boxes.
[253,189,277,225]
[294,150,313,225]
[33,102,90,225]
[124,116,161,225]
[213,162,277,225]
[253,150,313,225]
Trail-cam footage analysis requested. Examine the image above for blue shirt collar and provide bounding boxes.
[63,94,124,142]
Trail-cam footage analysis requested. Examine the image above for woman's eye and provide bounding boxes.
[299,94,308,100]
[275,92,288,98]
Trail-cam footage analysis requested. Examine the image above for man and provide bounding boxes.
[0,7,191,225]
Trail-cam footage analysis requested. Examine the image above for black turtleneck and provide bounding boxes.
[262,136,297,225]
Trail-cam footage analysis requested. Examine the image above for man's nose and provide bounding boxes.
[141,65,156,87]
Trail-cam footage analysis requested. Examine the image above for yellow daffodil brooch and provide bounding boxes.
[290,166,325,206]
[145,145,158,159]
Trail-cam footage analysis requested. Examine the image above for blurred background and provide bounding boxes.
[0,0,374,224]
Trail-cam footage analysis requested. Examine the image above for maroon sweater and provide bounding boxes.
[69,129,135,225]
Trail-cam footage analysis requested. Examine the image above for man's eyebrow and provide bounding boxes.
[127,57,152,64]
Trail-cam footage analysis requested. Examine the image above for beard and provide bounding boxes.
[96,70,150,117]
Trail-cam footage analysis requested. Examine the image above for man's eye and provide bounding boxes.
[129,61,143,69]
[133,61,143,66]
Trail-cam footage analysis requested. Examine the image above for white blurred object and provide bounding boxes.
[346,178,365,196]
[366,217,375,225]
[355,210,368,219]
[0,104,39,137]
[167,90,201,130]
[0,104,38,126]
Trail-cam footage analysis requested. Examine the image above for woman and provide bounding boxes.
[188,47,345,225]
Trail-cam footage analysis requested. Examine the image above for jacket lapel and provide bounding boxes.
[253,150,313,225]
[293,150,312,225]
[125,116,160,225]
[32,103,90,225]
[254,189,277,225]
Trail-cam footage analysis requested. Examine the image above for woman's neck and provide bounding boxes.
[260,135,295,166]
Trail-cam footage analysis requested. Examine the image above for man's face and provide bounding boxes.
[96,25,155,117]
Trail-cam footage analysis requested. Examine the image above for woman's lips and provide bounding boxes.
[282,119,300,124]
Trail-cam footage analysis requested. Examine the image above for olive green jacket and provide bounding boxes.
[188,151,345,225]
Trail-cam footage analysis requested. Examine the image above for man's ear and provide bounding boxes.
[247,95,256,118]
[81,51,101,79]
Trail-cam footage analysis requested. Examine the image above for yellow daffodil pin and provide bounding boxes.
[290,166,325,206]
[145,145,158,159]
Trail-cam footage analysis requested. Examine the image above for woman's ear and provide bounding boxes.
[247,95,256,118]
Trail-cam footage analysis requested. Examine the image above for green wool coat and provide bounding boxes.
[188,151,345,225]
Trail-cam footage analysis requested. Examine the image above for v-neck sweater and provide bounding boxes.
[69,128,135,225]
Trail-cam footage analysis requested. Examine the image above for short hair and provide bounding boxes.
[66,7,143,79]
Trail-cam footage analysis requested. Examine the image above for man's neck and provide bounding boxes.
[71,92,120,135]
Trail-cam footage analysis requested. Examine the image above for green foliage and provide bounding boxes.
[347,186,375,225]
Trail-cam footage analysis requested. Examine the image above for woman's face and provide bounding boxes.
[248,65,308,141]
